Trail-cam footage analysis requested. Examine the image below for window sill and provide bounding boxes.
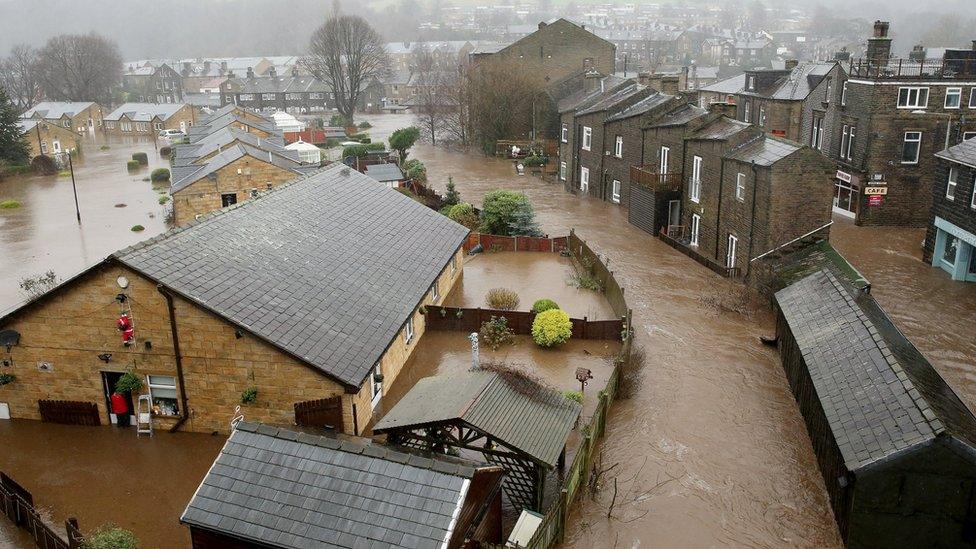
[901,161,919,165]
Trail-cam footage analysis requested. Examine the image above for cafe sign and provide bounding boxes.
[865,186,888,196]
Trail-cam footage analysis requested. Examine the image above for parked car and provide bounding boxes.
[158,129,185,140]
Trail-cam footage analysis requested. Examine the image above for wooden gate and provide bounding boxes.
[294,396,344,433]
[37,400,100,426]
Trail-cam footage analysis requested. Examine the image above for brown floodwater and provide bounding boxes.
[0,420,225,548]
[0,134,170,314]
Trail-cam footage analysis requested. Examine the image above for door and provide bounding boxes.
[726,234,738,269]
[52,140,61,154]
[101,371,133,425]
[668,200,681,228]
[180,120,186,132]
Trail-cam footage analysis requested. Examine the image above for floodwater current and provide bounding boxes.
[1,113,973,547]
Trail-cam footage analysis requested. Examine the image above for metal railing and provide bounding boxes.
[630,166,683,193]
[848,57,976,79]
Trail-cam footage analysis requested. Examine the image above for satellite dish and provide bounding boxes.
[117,276,129,289]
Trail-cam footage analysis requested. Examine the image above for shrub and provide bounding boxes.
[531,299,559,314]
[357,121,372,129]
[0,373,16,386]
[389,126,420,162]
[485,288,519,310]
[569,254,603,291]
[99,145,111,150]
[241,387,258,404]
[479,316,514,350]
[131,152,148,165]
[82,524,139,549]
[159,146,171,156]
[150,168,170,182]
[158,195,169,205]
[126,160,140,171]
[131,224,145,232]
[562,390,583,404]
[4,164,33,176]
[366,141,385,151]
[531,309,572,348]
[329,114,349,127]
[402,159,427,184]
[479,190,541,236]
[0,199,21,209]
[342,144,369,159]
[523,155,547,167]
[114,371,143,393]
[31,155,57,175]
[447,202,478,229]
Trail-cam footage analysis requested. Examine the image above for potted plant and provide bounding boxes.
[114,371,143,394]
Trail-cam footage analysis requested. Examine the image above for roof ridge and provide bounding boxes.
[823,270,946,436]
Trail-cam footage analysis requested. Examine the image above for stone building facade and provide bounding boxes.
[219,69,333,113]
[17,119,81,159]
[102,103,198,136]
[122,63,185,104]
[20,102,104,133]
[923,139,976,282]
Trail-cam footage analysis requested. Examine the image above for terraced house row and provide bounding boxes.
[557,70,836,283]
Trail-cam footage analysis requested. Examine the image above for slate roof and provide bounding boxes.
[691,116,751,140]
[374,370,581,467]
[364,163,405,183]
[181,422,487,548]
[556,76,631,114]
[16,120,39,133]
[234,76,330,94]
[739,62,837,101]
[936,137,976,169]
[172,128,289,168]
[198,104,273,126]
[646,104,708,128]
[103,103,187,122]
[700,73,746,94]
[606,91,673,122]
[188,112,279,138]
[725,135,801,166]
[775,270,951,470]
[170,143,310,192]
[116,163,469,388]
[21,101,96,119]
[576,83,644,116]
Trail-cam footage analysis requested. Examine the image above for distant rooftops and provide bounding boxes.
[21,101,97,120]
[103,102,187,122]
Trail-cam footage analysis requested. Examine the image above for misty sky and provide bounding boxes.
[0,0,973,60]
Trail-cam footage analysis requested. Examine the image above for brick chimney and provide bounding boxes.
[708,102,736,117]
[784,59,799,71]
[909,45,926,62]
[659,76,680,96]
[292,66,299,77]
[584,69,602,92]
[867,21,891,68]
[246,66,255,81]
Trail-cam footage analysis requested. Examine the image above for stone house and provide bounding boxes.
[0,163,469,435]
[185,109,278,140]
[834,21,976,226]
[923,138,976,282]
[102,103,198,136]
[16,119,81,159]
[472,19,616,85]
[219,68,332,113]
[122,62,184,104]
[20,101,103,133]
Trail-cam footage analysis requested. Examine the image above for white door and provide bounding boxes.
[726,234,738,268]
[580,167,589,193]
[52,140,61,154]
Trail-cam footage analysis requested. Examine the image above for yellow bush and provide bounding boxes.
[532,309,572,348]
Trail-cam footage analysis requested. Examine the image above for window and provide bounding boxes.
[965,132,976,141]
[147,375,179,416]
[614,136,623,158]
[262,93,276,100]
[690,156,702,203]
[743,100,751,122]
[221,193,238,207]
[370,363,382,407]
[153,122,163,130]
[582,126,592,151]
[902,132,921,164]
[559,161,567,181]
[746,75,755,90]
[431,282,440,302]
[758,105,766,127]
[40,141,47,153]
[841,81,848,106]
[561,124,568,143]
[580,167,589,192]
[972,180,976,209]
[240,93,254,100]
[105,121,115,129]
[943,234,958,264]
[971,88,976,108]
[735,172,745,201]
[690,214,700,246]
[945,88,962,109]
[611,180,621,203]
[811,116,824,151]
[947,166,958,200]
[726,234,738,269]
[824,78,831,103]
[897,87,929,108]
[840,124,855,161]
[450,255,458,274]
[404,315,414,343]
[660,147,670,175]
[62,119,69,128]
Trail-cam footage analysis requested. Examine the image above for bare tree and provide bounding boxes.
[302,14,389,124]
[0,44,42,111]
[411,44,454,145]
[34,33,122,105]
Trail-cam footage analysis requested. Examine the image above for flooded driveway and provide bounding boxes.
[0,134,171,313]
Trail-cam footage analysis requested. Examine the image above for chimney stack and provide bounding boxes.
[784,59,799,71]
[583,68,602,92]
[246,66,255,81]
[909,45,926,62]
[268,66,277,79]
[538,21,548,30]
[708,102,736,118]
[659,76,680,96]
[867,21,892,69]
[204,60,212,74]
[291,66,299,77]
[220,60,228,75]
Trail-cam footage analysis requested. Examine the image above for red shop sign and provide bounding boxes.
[868,195,883,206]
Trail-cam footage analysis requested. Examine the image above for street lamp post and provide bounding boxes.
[58,151,81,223]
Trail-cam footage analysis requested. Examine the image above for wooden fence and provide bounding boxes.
[0,473,83,549]
[37,400,100,426]
[424,306,623,341]
[463,233,569,253]
[567,230,630,318]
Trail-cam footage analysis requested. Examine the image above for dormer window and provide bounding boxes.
[746,75,755,90]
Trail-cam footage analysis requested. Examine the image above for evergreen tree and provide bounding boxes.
[0,88,29,166]
[443,177,460,207]
[506,200,543,237]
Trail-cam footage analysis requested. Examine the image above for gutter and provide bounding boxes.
[157,284,191,433]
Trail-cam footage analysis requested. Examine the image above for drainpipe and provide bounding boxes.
[745,161,759,278]
[600,119,608,201]
[157,285,190,433]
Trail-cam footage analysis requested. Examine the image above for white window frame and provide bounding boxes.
[758,104,766,126]
[970,88,976,109]
[746,75,755,90]
[450,255,458,274]
[947,166,958,200]
[614,135,623,158]
[945,88,962,109]
[431,281,440,302]
[370,363,382,407]
[897,87,929,109]
[580,167,589,192]
[690,213,700,246]
[611,180,621,203]
[404,315,414,343]
[262,93,276,101]
[824,78,831,104]
[582,126,592,151]
[902,131,922,164]
[153,122,163,130]
[972,180,976,210]
[561,124,568,143]
[811,116,824,151]
[841,81,848,106]
[743,100,751,122]
[735,172,745,201]
[660,146,670,174]
[40,141,47,153]
[559,161,567,181]
[61,119,70,128]
[690,156,702,203]
[964,132,976,141]
[726,234,738,269]
[147,374,179,416]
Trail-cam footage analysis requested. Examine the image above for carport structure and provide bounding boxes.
[374,370,581,512]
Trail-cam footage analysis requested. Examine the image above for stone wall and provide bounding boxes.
[491,19,616,84]
[21,122,80,159]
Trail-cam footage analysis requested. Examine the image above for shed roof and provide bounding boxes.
[116,163,469,388]
[364,163,405,183]
[775,270,976,470]
[936,137,976,169]
[181,422,487,548]
[374,370,581,467]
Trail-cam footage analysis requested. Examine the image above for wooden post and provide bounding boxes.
[66,518,83,549]
[514,235,519,252]
[598,392,608,437]
[558,488,569,543]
